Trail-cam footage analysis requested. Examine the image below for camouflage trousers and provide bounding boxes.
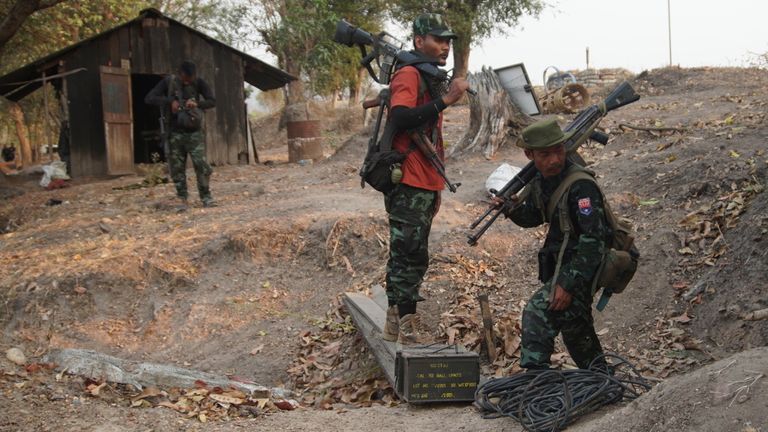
[384,184,437,306]
[520,279,605,370]
[169,130,213,201]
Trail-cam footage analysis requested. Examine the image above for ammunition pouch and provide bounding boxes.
[360,150,408,194]
[537,250,556,284]
[595,222,639,294]
[177,107,203,131]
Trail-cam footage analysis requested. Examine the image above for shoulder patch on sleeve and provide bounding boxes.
[578,197,592,215]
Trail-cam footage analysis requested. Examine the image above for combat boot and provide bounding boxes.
[382,305,399,342]
[201,197,217,208]
[175,196,189,213]
[397,313,428,345]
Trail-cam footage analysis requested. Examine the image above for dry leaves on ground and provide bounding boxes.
[286,295,398,409]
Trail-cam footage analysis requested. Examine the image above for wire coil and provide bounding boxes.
[475,354,651,432]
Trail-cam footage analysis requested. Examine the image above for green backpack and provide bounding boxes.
[545,165,639,297]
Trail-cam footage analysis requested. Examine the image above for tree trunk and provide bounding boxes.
[283,57,305,104]
[449,67,532,159]
[330,89,338,109]
[452,37,471,79]
[7,102,33,167]
[348,67,366,107]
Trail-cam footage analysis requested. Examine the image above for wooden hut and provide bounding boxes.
[0,8,294,177]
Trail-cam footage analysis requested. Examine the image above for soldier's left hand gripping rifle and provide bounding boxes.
[333,19,472,193]
[466,80,641,245]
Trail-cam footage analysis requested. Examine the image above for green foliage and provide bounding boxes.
[389,0,544,76]
[390,0,544,46]
[0,0,259,75]
[254,88,285,114]
[151,0,256,50]
[0,0,150,74]
[252,0,387,99]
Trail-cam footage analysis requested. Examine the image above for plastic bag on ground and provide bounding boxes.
[485,163,522,195]
[40,161,70,188]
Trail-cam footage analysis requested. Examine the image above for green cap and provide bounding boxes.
[413,13,457,39]
[518,118,573,150]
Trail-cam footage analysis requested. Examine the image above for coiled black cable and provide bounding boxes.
[475,354,651,432]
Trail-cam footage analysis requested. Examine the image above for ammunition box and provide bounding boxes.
[395,345,480,403]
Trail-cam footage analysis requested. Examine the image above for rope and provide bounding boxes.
[475,354,651,432]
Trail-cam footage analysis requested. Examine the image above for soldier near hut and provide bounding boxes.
[145,61,216,209]
[381,13,469,344]
[494,119,613,370]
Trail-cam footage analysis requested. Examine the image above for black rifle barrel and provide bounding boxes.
[466,81,639,245]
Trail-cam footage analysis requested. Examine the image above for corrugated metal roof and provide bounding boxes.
[0,8,295,101]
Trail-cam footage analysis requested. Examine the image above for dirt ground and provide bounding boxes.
[1,66,767,431]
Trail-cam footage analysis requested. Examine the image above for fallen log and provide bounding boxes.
[44,348,282,398]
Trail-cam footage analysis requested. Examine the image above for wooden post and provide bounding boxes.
[586,47,590,70]
[58,61,71,174]
[42,71,53,162]
[477,293,497,363]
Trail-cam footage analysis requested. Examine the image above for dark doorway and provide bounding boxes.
[131,74,165,164]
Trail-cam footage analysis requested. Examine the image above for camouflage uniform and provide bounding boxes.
[380,13,456,343]
[507,163,612,369]
[145,68,216,205]
[502,118,613,369]
[169,130,212,202]
[385,183,438,305]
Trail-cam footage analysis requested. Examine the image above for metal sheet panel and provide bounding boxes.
[494,63,541,116]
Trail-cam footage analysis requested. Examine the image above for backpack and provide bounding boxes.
[168,75,203,132]
[360,74,434,194]
[545,165,639,296]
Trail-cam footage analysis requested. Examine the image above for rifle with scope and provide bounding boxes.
[466,81,641,246]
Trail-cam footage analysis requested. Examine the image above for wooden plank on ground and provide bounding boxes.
[371,284,388,311]
[343,292,397,385]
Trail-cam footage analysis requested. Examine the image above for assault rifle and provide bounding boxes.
[158,110,172,177]
[334,20,472,193]
[466,81,640,246]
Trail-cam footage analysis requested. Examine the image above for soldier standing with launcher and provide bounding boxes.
[381,13,469,344]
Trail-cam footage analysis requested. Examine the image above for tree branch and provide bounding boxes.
[0,0,70,51]
[37,0,69,11]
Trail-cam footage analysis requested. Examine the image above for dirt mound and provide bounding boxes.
[634,67,767,96]
[572,347,768,432]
